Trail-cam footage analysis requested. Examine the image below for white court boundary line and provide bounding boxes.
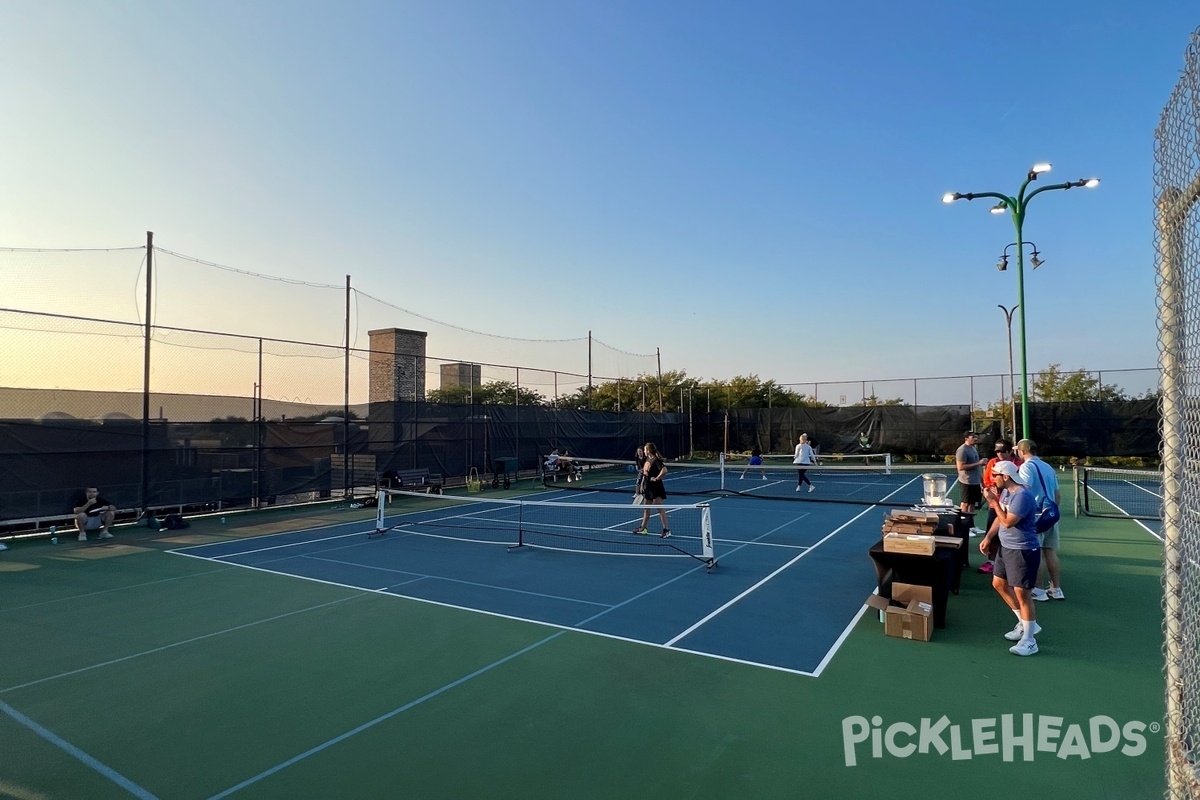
[1087,483,1165,543]
[167,475,919,678]
[665,473,923,676]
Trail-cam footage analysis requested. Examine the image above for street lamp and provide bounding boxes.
[997,241,1043,272]
[943,163,1099,438]
[998,304,1018,438]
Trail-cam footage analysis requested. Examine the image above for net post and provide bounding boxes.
[700,503,716,568]
[372,488,387,536]
[719,451,726,491]
[1072,466,1080,518]
[884,453,892,475]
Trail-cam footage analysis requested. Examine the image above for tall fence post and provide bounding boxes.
[343,275,350,498]
[141,231,154,514]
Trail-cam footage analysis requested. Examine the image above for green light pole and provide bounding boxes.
[943,163,1099,439]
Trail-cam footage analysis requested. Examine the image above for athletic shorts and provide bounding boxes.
[748,456,763,466]
[994,545,1041,590]
[1039,523,1060,549]
[959,483,983,507]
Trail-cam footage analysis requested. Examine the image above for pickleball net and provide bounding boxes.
[1075,466,1164,521]
[372,488,716,568]
[547,454,939,508]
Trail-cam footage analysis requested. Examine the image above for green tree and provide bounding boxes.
[554,370,703,412]
[1029,364,1128,402]
[696,375,827,409]
[426,380,545,406]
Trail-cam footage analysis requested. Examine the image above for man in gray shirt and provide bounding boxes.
[955,431,987,514]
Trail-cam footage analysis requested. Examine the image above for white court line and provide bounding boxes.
[299,554,613,608]
[190,528,370,558]
[663,473,923,650]
[1,699,161,800]
[663,506,877,647]
[1126,479,1164,499]
[0,595,362,694]
[1087,484,1164,543]
[174,540,826,676]
[170,517,370,552]
[1,566,233,613]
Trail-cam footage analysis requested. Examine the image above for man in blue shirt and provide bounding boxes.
[1017,439,1064,601]
[978,460,1041,656]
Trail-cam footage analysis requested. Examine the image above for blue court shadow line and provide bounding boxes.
[571,512,808,630]
[0,698,161,800]
[204,631,565,800]
[298,553,613,608]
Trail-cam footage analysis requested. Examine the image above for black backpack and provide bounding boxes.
[163,513,190,530]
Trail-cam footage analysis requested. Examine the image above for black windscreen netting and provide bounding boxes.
[0,396,1158,524]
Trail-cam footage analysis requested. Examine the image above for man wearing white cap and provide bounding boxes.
[979,459,1042,656]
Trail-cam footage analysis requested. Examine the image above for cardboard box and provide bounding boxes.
[882,532,936,555]
[865,583,934,642]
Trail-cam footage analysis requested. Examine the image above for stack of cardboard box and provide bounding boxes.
[881,510,961,555]
[866,584,934,641]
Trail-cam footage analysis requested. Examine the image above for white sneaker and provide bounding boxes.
[1031,588,1049,602]
[761,475,767,480]
[1004,620,1041,641]
[739,475,744,480]
[99,531,113,540]
[78,532,88,542]
[1048,587,1065,600]
[808,484,815,493]
[969,527,985,537]
[795,486,801,492]
[1009,639,1039,656]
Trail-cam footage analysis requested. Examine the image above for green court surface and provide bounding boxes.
[0,486,1167,800]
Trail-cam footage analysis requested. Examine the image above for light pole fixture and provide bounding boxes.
[942,163,1100,438]
[997,241,1042,272]
[998,304,1019,438]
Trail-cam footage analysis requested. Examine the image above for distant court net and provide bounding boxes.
[1076,466,1164,521]
[372,489,716,568]
[547,455,937,508]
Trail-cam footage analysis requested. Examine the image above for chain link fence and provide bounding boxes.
[1155,26,1200,800]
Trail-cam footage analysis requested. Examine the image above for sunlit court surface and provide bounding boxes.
[0,464,1167,800]
[170,464,929,677]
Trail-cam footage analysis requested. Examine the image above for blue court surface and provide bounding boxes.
[171,470,932,676]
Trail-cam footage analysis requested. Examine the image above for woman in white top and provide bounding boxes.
[793,433,816,492]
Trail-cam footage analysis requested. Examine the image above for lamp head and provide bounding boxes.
[1083,178,1100,188]
[997,255,1009,272]
[1030,250,1044,269]
[990,202,1007,215]
[1031,162,1053,174]
[942,192,960,204]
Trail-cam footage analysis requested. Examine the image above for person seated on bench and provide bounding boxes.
[73,486,115,542]
[557,450,581,482]
[544,450,579,482]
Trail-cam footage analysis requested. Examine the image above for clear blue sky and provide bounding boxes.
[1,1,1194,401]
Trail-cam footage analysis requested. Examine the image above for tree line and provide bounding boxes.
[420,363,1152,413]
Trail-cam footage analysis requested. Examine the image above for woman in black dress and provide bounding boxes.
[633,442,671,538]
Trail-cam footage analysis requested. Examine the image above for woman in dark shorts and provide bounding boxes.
[632,442,671,538]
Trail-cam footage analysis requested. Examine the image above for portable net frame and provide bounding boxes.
[371,488,716,569]
[545,454,939,509]
[1074,466,1164,521]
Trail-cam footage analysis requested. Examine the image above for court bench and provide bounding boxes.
[380,468,444,494]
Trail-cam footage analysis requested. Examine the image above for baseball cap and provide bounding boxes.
[991,460,1025,484]
[964,430,979,437]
